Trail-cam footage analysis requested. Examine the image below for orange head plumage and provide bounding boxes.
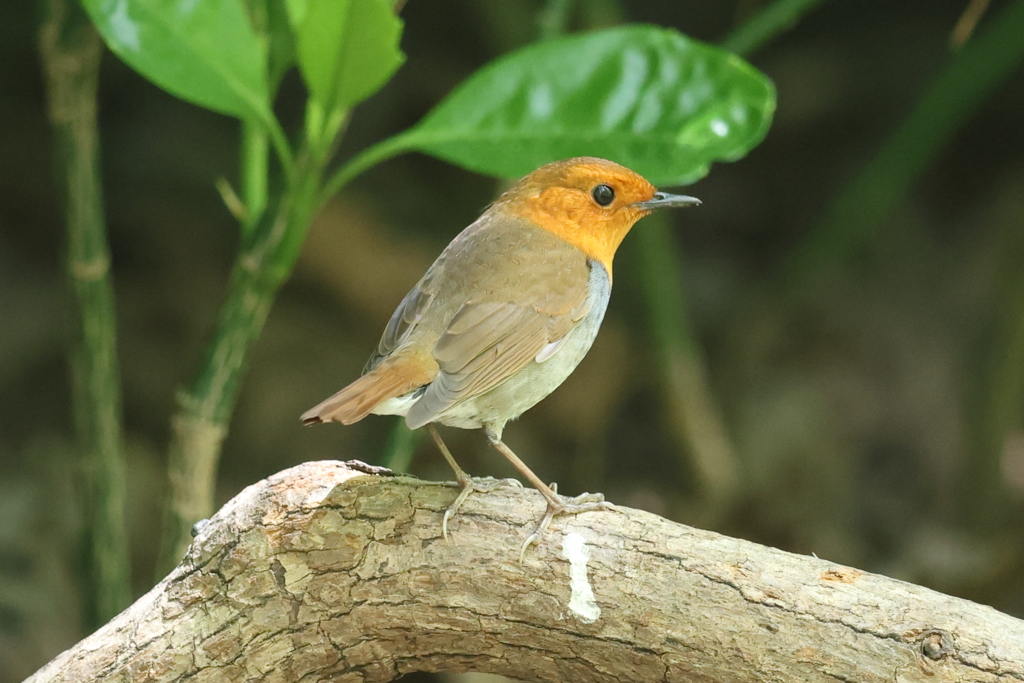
[491,157,700,275]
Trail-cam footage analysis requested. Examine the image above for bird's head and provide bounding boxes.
[492,157,700,275]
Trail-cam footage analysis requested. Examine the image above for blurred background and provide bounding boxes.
[3,0,1024,680]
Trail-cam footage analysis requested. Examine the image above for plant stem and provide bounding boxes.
[157,152,325,574]
[40,0,131,624]
[318,133,414,206]
[968,222,1024,529]
[240,119,269,237]
[634,216,738,506]
[537,0,573,41]
[262,115,295,181]
[381,418,420,473]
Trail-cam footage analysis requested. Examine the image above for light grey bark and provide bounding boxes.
[27,461,1024,683]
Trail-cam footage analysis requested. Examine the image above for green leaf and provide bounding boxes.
[288,0,405,112]
[397,25,775,186]
[83,0,271,122]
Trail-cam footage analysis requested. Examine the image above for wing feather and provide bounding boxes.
[405,301,577,429]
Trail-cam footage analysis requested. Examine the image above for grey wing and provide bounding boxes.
[404,295,590,430]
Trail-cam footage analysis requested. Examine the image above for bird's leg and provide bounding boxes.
[426,422,472,487]
[426,423,521,540]
[484,428,608,559]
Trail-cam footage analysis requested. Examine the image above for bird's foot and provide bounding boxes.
[520,484,610,562]
[443,475,523,540]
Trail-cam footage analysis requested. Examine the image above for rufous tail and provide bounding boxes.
[301,353,435,426]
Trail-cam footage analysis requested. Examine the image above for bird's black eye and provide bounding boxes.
[592,184,615,206]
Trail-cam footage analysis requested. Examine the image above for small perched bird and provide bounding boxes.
[303,156,699,554]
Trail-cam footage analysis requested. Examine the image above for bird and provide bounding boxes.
[302,156,700,555]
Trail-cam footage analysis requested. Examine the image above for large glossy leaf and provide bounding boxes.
[397,25,775,186]
[83,0,270,121]
[287,0,404,111]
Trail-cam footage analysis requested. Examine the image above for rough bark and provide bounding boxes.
[27,461,1024,683]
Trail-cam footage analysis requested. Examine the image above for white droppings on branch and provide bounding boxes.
[562,532,600,623]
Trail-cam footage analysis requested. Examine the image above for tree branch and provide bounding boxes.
[27,461,1024,682]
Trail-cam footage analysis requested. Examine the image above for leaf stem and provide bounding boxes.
[265,116,295,180]
[318,133,414,206]
[240,118,269,238]
[538,0,574,42]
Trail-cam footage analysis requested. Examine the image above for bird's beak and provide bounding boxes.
[632,191,701,211]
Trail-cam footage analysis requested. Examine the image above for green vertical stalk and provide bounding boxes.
[634,216,738,505]
[381,419,420,473]
[157,151,326,574]
[240,0,269,235]
[965,220,1024,528]
[40,0,131,623]
[156,93,354,573]
[537,0,573,41]
[240,119,269,237]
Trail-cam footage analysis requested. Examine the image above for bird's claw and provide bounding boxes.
[443,476,522,540]
[519,488,610,562]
